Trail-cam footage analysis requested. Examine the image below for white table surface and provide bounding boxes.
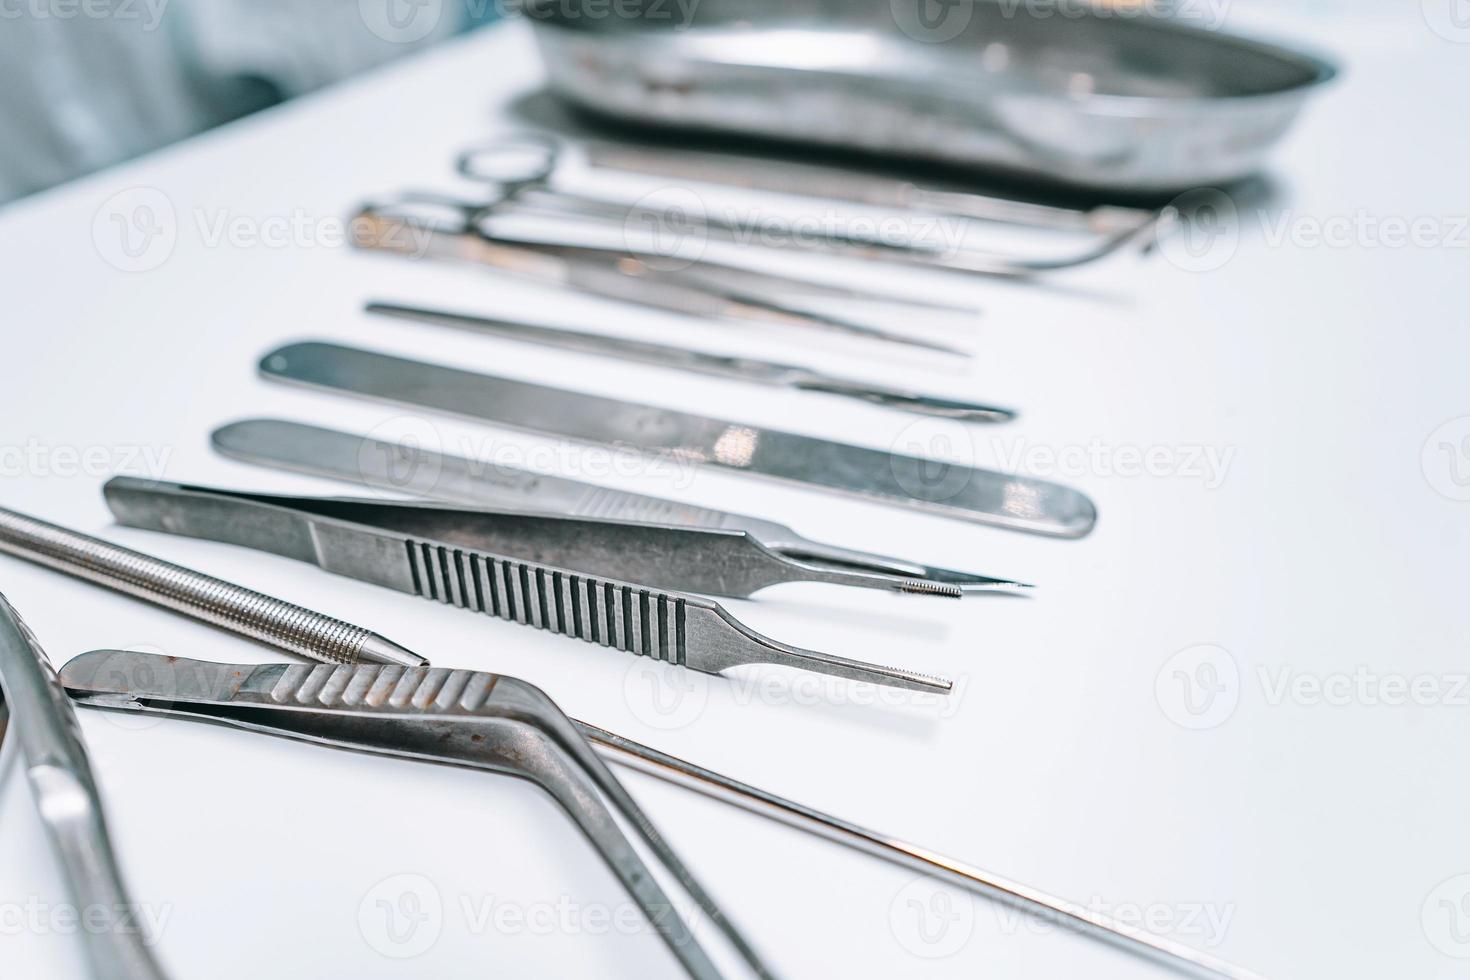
[1,8,1467,979]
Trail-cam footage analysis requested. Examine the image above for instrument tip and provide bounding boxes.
[359,634,430,668]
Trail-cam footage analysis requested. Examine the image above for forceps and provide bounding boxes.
[104,477,1001,600]
[353,184,970,356]
[0,595,171,980]
[0,506,1257,980]
[60,651,770,980]
[102,478,953,694]
[212,419,1031,595]
[456,134,1162,275]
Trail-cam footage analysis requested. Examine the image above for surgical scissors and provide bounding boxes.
[353,177,973,355]
[454,134,1164,275]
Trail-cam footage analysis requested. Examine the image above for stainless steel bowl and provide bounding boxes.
[526,0,1336,193]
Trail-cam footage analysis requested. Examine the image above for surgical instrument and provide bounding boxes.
[529,0,1335,192]
[2,508,1253,978]
[577,139,1158,235]
[366,300,1016,423]
[102,478,953,693]
[59,651,770,980]
[211,419,1031,594]
[0,595,172,980]
[258,341,1098,536]
[351,196,969,356]
[0,506,426,668]
[453,135,1154,275]
[104,477,974,600]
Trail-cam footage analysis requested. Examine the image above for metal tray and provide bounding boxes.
[525,0,1335,193]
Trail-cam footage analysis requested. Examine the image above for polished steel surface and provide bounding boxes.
[25,532,1251,979]
[528,0,1335,191]
[455,134,1155,275]
[105,475,965,599]
[258,341,1097,536]
[211,419,1028,593]
[587,724,1264,980]
[0,596,171,980]
[352,199,966,355]
[60,652,771,980]
[0,506,425,668]
[579,139,1155,233]
[367,301,1015,422]
[102,478,953,693]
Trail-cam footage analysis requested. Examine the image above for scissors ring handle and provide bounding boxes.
[456,133,561,188]
[355,191,490,236]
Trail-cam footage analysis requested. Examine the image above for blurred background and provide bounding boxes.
[0,0,501,205]
[0,0,1388,208]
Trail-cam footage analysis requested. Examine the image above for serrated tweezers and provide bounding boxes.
[213,419,1030,595]
[102,478,951,694]
[59,651,770,980]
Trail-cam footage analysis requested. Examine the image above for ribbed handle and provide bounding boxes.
[0,507,370,664]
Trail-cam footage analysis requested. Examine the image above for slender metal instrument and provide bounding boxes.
[352,199,969,356]
[455,135,1159,276]
[366,301,1015,423]
[0,595,172,980]
[0,506,425,668]
[0,507,1255,979]
[578,139,1161,235]
[211,419,1031,594]
[258,342,1098,537]
[59,651,771,980]
[103,477,970,600]
[102,478,952,694]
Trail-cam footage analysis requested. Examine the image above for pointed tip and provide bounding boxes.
[956,579,1035,596]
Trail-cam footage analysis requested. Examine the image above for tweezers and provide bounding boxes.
[0,504,1259,980]
[353,200,968,356]
[102,478,953,694]
[0,595,172,980]
[59,651,771,980]
[212,419,1031,595]
[105,476,976,600]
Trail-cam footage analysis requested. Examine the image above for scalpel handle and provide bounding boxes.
[0,507,420,667]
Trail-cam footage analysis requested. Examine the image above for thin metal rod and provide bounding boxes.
[581,724,1264,980]
[0,507,425,669]
[1,506,1255,978]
